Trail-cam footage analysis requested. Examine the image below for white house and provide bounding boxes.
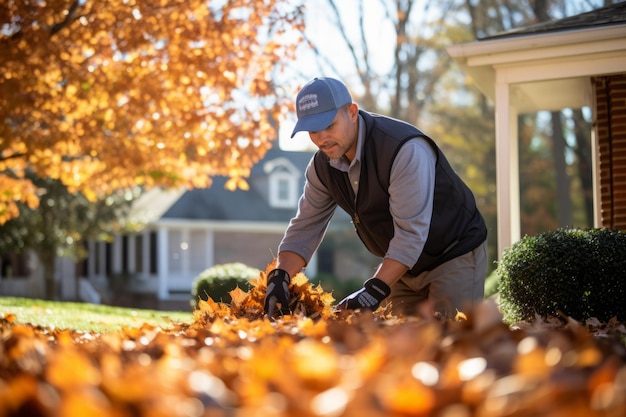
[0,144,378,310]
[79,145,329,309]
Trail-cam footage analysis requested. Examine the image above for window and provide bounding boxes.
[278,178,290,200]
[149,232,157,275]
[265,158,300,209]
[269,171,297,208]
[0,253,30,278]
[168,230,183,274]
[189,230,206,272]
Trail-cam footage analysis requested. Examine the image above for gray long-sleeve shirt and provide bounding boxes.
[278,114,436,269]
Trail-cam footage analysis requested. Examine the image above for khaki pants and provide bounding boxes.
[383,240,488,317]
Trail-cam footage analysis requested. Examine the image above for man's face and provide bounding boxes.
[309,103,359,161]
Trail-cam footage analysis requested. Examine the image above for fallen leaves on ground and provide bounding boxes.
[1,263,626,417]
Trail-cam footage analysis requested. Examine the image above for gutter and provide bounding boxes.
[446,25,626,61]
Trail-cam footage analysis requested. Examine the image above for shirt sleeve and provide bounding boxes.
[277,157,337,264]
[385,138,436,268]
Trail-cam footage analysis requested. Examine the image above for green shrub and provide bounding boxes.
[497,228,626,324]
[191,263,259,307]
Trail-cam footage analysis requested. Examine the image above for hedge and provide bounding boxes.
[191,262,259,307]
[497,228,626,323]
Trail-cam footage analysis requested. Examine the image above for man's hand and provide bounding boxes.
[264,269,291,316]
[337,278,391,311]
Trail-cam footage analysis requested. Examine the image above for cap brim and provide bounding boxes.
[290,109,338,138]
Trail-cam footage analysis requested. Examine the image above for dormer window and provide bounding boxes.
[265,157,300,209]
[277,177,290,201]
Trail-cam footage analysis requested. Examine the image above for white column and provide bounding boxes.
[157,228,169,299]
[591,128,602,228]
[128,235,136,274]
[495,81,521,259]
[590,89,602,228]
[205,229,215,268]
[181,229,190,275]
[141,231,150,278]
[112,236,122,274]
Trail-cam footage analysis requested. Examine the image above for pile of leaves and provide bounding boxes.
[1,262,626,417]
[196,260,337,322]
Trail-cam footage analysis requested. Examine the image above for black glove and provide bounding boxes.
[337,278,391,311]
[264,268,291,316]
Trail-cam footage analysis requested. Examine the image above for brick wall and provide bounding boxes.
[593,74,626,231]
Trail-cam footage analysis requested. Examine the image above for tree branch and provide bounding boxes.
[0,152,27,163]
[49,0,81,37]
[327,0,364,75]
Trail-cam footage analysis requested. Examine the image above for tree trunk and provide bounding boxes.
[39,252,57,300]
[571,109,594,226]
[551,111,572,227]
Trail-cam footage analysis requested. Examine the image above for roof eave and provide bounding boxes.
[446,25,626,102]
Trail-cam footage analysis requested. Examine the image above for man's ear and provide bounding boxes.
[348,102,359,121]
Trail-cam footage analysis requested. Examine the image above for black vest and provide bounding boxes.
[314,110,487,276]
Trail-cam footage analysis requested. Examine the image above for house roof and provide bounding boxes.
[160,144,314,223]
[127,187,186,225]
[482,1,626,40]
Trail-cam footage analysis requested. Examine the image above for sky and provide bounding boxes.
[277,0,397,151]
[276,0,608,151]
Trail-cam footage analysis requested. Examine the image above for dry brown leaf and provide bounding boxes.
[2,275,626,417]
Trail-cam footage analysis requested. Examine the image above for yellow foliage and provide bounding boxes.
[0,0,305,223]
[194,260,337,323]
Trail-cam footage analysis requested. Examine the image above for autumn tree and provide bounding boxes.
[518,114,560,235]
[0,0,305,224]
[0,172,140,299]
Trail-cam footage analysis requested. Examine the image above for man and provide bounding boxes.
[264,77,487,318]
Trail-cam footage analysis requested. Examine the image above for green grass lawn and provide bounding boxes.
[0,297,194,332]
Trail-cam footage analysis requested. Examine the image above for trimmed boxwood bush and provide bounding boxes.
[497,228,626,324]
[191,262,259,307]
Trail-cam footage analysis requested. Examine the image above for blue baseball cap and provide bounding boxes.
[291,77,352,138]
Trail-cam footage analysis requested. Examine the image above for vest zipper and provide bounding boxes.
[353,213,360,225]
